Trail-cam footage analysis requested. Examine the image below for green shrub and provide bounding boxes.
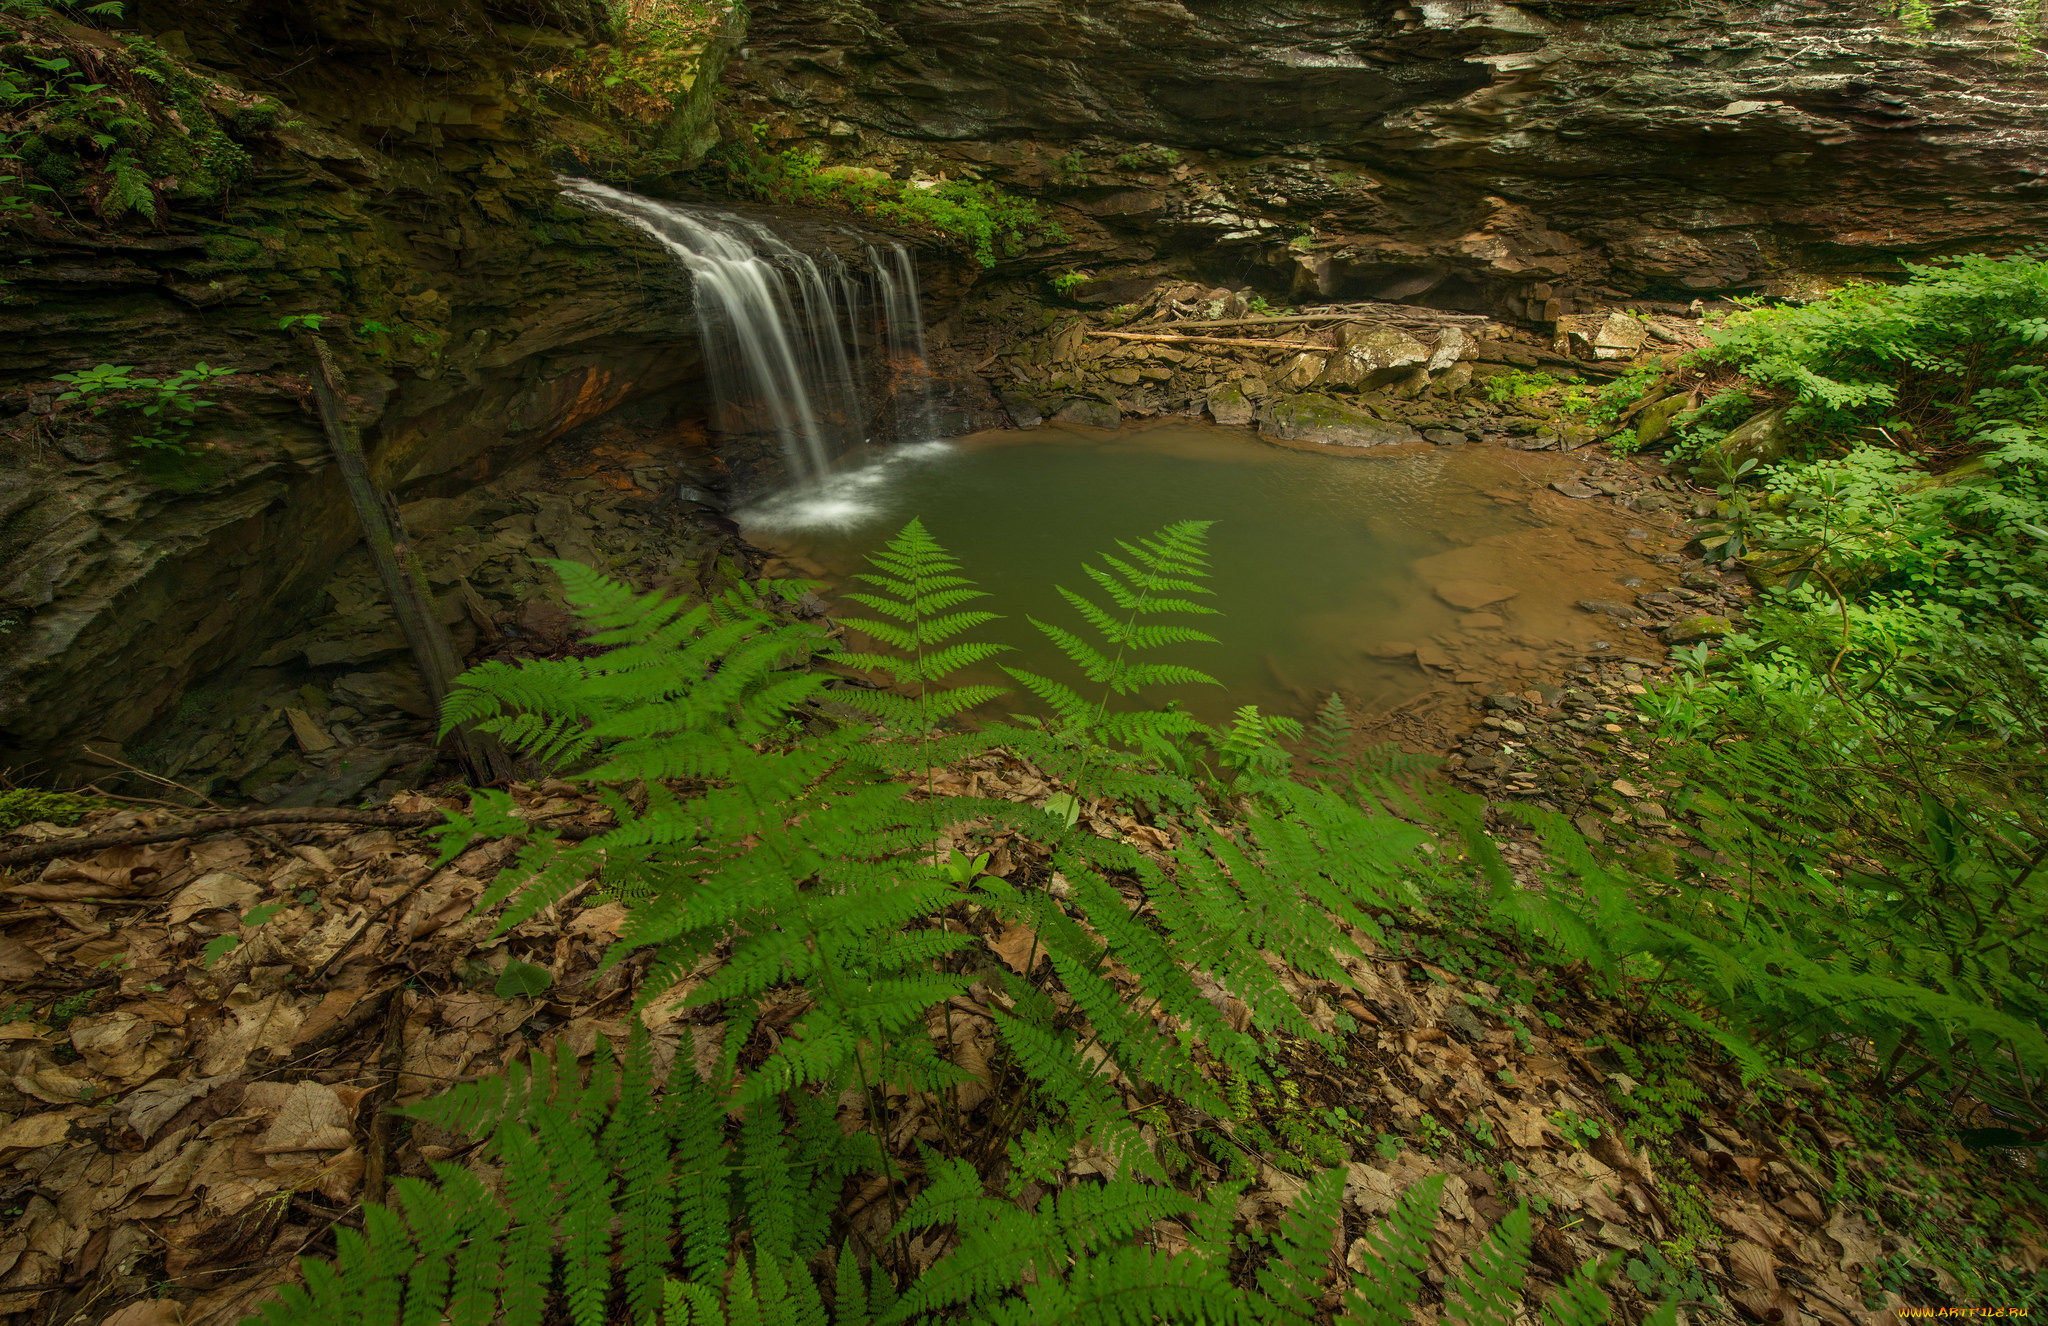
[1,14,263,228]
[1700,250,2048,456]
[1482,369,1580,410]
[53,360,234,455]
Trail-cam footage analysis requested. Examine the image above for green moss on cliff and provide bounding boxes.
[698,130,1066,267]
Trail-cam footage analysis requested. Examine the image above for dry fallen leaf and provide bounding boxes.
[0,936,48,981]
[1727,1239,1778,1291]
[70,1012,182,1086]
[1775,1189,1826,1227]
[255,1081,357,1155]
[120,1075,235,1143]
[168,872,261,926]
[991,923,1040,976]
[0,1112,71,1156]
[1344,1161,1399,1216]
[100,1300,185,1326]
[1826,1207,1885,1274]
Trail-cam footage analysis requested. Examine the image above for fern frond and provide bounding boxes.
[1339,1174,1443,1325]
[1538,1251,1615,1326]
[1254,1167,1347,1324]
[1441,1204,1533,1326]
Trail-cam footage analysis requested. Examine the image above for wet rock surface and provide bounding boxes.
[727,0,2048,313]
[129,412,753,808]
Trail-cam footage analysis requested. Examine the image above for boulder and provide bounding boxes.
[1258,394,1424,447]
[1205,383,1255,427]
[1388,366,1432,400]
[1425,327,1474,372]
[1701,406,1793,469]
[1051,398,1121,430]
[1276,352,1329,389]
[1431,362,1474,397]
[1632,393,1691,447]
[998,388,1045,429]
[1320,323,1429,389]
[1662,615,1731,644]
[1591,311,1649,361]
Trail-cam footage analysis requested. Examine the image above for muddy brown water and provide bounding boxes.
[743,421,1675,728]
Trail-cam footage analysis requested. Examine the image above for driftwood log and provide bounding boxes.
[303,336,514,786]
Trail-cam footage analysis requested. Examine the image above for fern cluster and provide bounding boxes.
[260,525,1663,1326]
[251,1029,871,1326]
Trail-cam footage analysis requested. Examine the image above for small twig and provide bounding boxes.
[0,808,440,870]
[79,748,224,810]
[78,752,299,858]
[1164,307,1491,330]
[362,992,408,1208]
[77,783,215,813]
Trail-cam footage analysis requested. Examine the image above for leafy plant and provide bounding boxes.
[1551,1109,1601,1150]
[1,15,260,229]
[201,901,284,967]
[1000,518,1221,807]
[1482,369,1577,410]
[52,360,232,453]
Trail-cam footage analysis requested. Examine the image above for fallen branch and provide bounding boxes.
[0,808,441,870]
[1161,307,1491,331]
[304,336,514,787]
[1084,329,1333,352]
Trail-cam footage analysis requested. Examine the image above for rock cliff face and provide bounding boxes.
[724,0,2048,313]
[0,0,714,778]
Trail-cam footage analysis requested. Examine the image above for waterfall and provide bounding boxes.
[560,178,935,487]
[869,241,938,441]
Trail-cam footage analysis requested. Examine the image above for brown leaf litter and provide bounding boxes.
[0,767,2033,1324]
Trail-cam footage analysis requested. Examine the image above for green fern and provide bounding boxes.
[267,534,1665,1326]
[836,517,1013,765]
[251,1028,872,1326]
[103,146,156,220]
[1303,690,1353,783]
[1001,519,1221,806]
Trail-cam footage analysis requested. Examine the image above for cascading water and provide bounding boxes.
[868,241,938,441]
[559,178,937,491]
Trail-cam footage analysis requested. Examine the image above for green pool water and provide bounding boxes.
[741,421,1655,725]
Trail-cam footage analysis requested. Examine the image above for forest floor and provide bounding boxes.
[0,745,2036,1325]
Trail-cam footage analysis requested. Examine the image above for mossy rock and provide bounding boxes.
[1632,393,1691,447]
[1259,393,1423,447]
[1661,615,1731,645]
[0,789,107,833]
[1699,407,1793,469]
